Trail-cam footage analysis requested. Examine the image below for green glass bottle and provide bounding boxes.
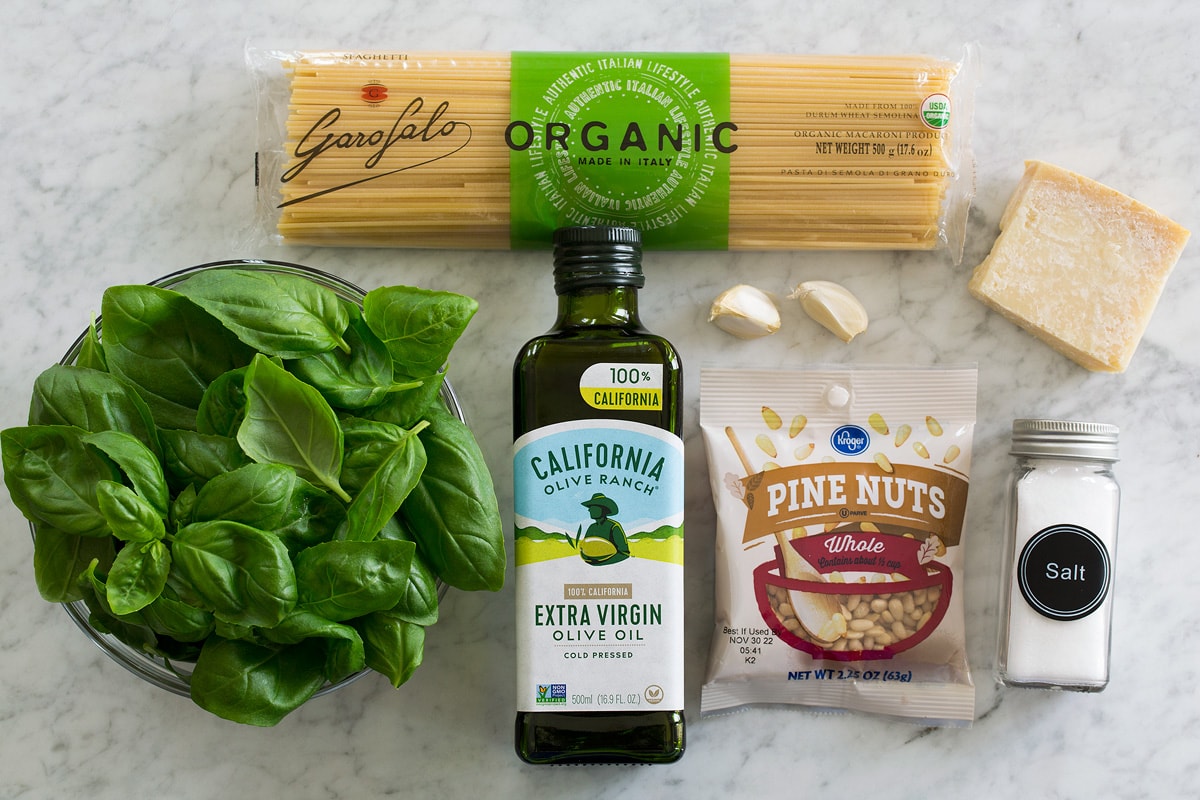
[512,226,685,765]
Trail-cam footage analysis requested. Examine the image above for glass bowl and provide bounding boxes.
[38,259,456,698]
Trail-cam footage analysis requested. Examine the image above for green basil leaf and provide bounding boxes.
[83,430,169,517]
[191,462,298,532]
[139,584,214,643]
[1,425,119,537]
[172,520,298,628]
[196,367,247,437]
[101,284,255,430]
[32,523,116,603]
[362,286,477,376]
[77,560,162,655]
[262,610,365,684]
[378,516,440,626]
[363,371,445,429]
[323,634,367,685]
[170,483,197,530]
[356,611,425,688]
[237,354,350,502]
[29,365,158,456]
[96,481,166,542]
[289,305,420,410]
[174,268,350,358]
[340,418,428,542]
[75,318,107,371]
[213,619,260,643]
[190,637,327,727]
[107,539,170,615]
[294,539,415,622]
[399,410,505,591]
[274,478,344,556]
[159,428,251,492]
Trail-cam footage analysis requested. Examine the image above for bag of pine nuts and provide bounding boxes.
[699,367,977,725]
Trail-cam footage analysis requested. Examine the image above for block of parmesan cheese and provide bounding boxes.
[968,160,1189,372]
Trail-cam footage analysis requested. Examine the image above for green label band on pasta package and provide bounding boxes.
[250,47,978,256]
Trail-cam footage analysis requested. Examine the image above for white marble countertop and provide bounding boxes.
[2,2,1197,798]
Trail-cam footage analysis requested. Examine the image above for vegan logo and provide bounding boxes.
[361,82,388,104]
[830,425,870,456]
[573,492,631,567]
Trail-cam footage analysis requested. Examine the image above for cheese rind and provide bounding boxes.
[968,160,1190,372]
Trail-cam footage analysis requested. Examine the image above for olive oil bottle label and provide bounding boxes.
[513,419,684,712]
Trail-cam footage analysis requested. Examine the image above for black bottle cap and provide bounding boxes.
[552,226,645,294]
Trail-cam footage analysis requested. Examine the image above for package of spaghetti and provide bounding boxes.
[247,46,978,258]
[699,367,977,725]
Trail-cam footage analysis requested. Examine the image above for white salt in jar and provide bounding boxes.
[998,419,1120,692]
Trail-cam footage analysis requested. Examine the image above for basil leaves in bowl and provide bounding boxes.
[1,260,504,726]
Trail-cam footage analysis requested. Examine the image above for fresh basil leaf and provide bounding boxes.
[170,483,197,531]
[356,611,425,688]
[28,365,159,457]
[159,428,251,492]
[288,305,421,410]
[364,371,445,429]
[32,523,116,603]
[83,430,169,517]
[1,425,119,537]
[275,478,344,555]
[238,354,350,502]
[378,516,439,626]
[101,284,255,430]
[362,286,477,377]
[174,268,350,358]
[75,318,107,371]
[96,481,166,542]
[172,520,298,628]
[191,463,298,532]
[77,559,161,654]
[340,418,428,542]
[293,539,415,622]
[107,539,170,615]
[190,637,327,727]
[399,409,505,592]
[323,634,367,685]
[139,583,214,643]
[213,619,260,643]
[196,367,247,437]
[262,610,365,684]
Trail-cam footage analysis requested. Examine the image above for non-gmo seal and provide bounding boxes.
[1017,524,1111,621]
[830,424,870,456]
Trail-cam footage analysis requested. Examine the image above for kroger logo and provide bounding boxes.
[831,425,870,456]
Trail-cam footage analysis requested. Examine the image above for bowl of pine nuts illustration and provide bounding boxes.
[754,524,952,661]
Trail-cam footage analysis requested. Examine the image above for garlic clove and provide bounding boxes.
[788,280,869,342]
[708,284,781,339]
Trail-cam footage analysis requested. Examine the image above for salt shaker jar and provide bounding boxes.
[998,419,1120,691]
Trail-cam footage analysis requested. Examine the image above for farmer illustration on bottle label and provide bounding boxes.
[576,492,631,566]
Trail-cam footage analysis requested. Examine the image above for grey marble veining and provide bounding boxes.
[1,1,1197,798]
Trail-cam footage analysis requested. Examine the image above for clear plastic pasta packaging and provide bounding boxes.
[699,367,978,725]
[248,46,978,257]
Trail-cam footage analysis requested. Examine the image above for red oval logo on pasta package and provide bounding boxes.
[361,82,388,104]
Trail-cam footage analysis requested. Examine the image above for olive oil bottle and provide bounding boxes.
[512,226,685,764]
